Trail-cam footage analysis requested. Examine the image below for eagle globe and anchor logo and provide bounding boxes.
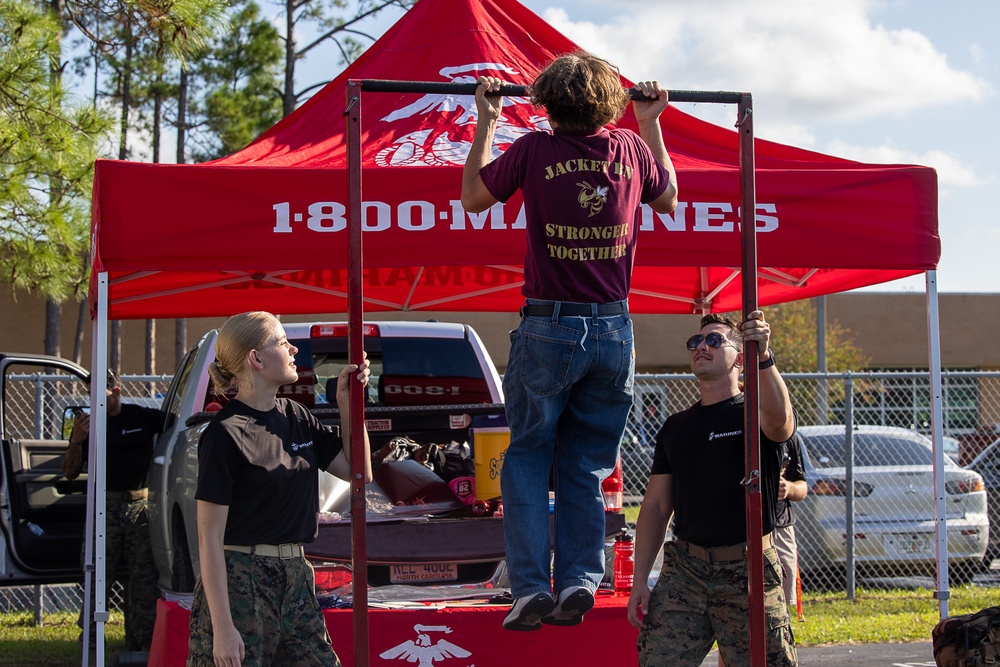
[379,624,473,666]
[374,62,547,168]
[375,63,609,219]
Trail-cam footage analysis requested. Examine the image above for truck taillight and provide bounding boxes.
[313,564,353,591]
[310,323,380,338]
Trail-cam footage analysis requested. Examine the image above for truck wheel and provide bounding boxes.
[171,530,197,593]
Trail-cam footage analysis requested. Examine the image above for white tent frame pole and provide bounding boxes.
[926,270,949,618]
[80,313,96,665]
[81,272,110,665]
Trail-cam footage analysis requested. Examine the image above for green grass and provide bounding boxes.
[0,611,126,666]
[0,586,993,662]
[624,505,641,525]
[794,585,994,645]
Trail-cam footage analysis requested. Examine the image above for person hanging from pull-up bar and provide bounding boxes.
[461,51,678,631]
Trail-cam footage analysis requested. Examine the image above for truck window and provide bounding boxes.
[165,346,199,421]
[288,337,492,407]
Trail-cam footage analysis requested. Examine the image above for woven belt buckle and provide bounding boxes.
[707,545,733,563]
[278,544,297,560]
[702,543,742,563]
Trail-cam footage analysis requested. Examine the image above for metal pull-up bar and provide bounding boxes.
[345,79,763,667]
[356,78,745,104]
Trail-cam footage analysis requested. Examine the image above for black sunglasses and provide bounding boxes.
[685,332,736,351]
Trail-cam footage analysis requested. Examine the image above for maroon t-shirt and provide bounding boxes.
[479,127,669,303]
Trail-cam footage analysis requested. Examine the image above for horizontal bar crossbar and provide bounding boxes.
[355,79,744,104]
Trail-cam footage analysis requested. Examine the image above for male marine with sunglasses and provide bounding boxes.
[627,311,797,667]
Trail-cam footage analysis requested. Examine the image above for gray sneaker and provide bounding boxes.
[542,586,594,626]
[503,592,556,631]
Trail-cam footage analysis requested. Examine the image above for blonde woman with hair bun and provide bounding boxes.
[187,311,371,667]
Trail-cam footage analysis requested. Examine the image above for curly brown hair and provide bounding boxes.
[530,51,630,134]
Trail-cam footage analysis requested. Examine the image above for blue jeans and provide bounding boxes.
[501,300,635,599]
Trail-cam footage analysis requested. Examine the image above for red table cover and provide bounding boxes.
[149,593,638,666]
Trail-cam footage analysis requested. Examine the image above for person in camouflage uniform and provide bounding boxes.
[626,311,797,667]
[64,369,164,651]
[187,312,371,667]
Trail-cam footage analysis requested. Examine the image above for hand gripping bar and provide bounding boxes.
[355,79,744,104]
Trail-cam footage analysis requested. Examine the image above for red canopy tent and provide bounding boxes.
[89,0,938,319]
[84,0,948,663]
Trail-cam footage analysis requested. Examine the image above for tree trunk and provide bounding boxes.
[111,320,122,373]
[152,72,161,164]
[175,66,189,368]
[111,25,134,373]
[72,251,90,365]
[44,300,61,358]
[175,319,187,369]
[146,72,162,376]
[43,0,64,362]
[118,30,133,161]
[282,0,296,116]
[73,298,86,365]
[145,320,155,375]
[177,67,187,164]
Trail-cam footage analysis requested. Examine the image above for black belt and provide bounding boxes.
[521,301,627,317]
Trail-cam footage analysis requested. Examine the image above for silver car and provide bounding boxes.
[795,425,988,586]
[967,436,1000,566]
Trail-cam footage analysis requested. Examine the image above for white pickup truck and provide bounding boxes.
[0,321,625,592]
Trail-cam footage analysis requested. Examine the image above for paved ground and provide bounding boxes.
[698,642,935,666]
[686,564,1000,666]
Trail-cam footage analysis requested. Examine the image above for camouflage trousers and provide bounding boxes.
[187,550,340,667]
[637,540,797,667]
[78,495,160,651]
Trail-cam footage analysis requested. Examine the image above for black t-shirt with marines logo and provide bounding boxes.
[82,403,166,492]
[651,394,789,548]
[196,398,343,546]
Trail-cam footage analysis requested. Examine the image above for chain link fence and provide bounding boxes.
[1,371,171,617]
[4,370,1000,614]
[622,370,1000,593]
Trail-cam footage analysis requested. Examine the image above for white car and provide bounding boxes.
[795,425,988,586]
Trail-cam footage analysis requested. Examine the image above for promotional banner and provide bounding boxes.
[91,0,938,319]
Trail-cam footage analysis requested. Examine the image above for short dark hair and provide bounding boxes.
[530,51,630,134]
[699,313,743,351]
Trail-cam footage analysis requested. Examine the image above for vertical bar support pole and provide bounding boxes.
[738,94,766,667]
[346,79,370,667]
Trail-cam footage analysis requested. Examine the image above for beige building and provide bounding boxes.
[4,288,998,375]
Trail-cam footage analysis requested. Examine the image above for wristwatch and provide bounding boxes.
[758,350,776,370]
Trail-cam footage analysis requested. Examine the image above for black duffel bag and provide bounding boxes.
[933,605,1000,667]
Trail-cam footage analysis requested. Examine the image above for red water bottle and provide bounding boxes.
[613,528,634,595]
[601,455,624,512]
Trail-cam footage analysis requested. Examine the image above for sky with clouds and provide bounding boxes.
[278,0,998,294]
[517,0,999,294]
